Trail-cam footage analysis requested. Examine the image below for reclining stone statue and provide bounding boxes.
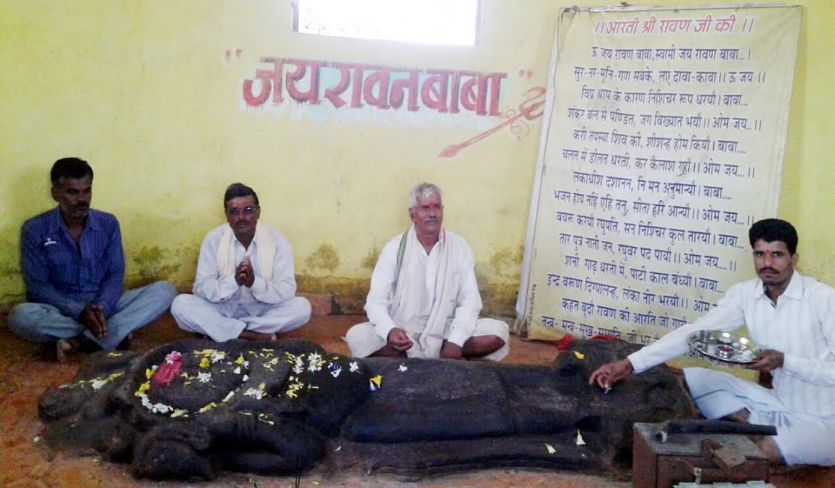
[39,338,695,480]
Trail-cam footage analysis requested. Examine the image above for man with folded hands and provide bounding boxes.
[9,157,176,361]
[171,183,310,342]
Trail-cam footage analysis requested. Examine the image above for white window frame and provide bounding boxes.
[293,0,481,47]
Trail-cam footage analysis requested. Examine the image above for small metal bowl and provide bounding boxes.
[715,332,735,345]
[715,344,735,360]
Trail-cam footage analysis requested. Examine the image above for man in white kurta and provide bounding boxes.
[345,183,509,361]
[171,183,310,342]
[590,219,835,466]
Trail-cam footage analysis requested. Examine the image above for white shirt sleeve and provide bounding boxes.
[780,284,835,385]
[364,237,401,341]
[249,231,298,304]
[445,244,482,347]
[192,227,239,303]
[628,283,747,373]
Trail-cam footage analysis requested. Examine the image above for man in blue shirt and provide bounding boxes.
[8,157,176,361]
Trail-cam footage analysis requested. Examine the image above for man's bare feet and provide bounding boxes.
[238,330,277,342]
[56,338,81,363]
[722,408,784,465]
[724,408,751,423]
[757,437,785,465]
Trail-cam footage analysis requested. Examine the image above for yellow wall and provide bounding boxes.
[1,1,833,313]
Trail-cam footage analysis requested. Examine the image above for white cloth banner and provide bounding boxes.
[517,5,801,342]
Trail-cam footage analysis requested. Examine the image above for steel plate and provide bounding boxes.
[688,331,762,364]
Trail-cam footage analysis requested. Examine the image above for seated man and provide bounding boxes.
[345,183,509,361]
[590,218,835,467]
[171,183,311,342]
[8,157,176,361]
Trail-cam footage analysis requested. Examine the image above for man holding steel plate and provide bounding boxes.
[590,218,835,466]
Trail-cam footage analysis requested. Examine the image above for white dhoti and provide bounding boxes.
[345,317,509,362]
[685,367,835,466]
[171,294,311,342]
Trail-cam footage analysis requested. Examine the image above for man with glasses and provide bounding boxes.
[590,218,835,466]
[171,183,310,341]
[8,157,177,362]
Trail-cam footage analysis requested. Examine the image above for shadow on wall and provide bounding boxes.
[305,244,340,275]
[478,244,524,317]
[0,232,523,318]
[296,275,371,315]
[125,244,197,291]
[299,243,367,313]
[0,246,25,306]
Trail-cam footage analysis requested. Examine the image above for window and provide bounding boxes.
[295,0,479,47]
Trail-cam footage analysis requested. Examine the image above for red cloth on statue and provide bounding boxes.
[152,351,183,386]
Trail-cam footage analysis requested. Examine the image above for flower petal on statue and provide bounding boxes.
[369,375,383,392]
[198,402,217,413]
[135,382,150,397]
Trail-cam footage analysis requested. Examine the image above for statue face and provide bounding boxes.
[140,348,262,415]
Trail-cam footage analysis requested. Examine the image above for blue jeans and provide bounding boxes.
[8,281,176,350]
